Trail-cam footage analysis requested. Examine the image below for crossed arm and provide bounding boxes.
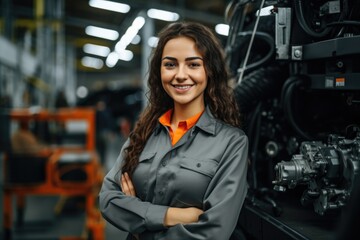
[120,172,204,227]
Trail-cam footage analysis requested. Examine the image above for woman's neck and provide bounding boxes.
[171,103,204,128]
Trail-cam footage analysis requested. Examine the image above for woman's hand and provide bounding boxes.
[164,207,204,227]
[121,172,136,196]
[121,173,139,239]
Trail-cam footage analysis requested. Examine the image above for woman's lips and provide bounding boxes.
[172,84,193,92]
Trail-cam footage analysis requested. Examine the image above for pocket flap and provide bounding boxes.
[180,158,218,177]
[139,151,156,162]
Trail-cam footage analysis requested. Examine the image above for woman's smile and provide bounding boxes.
[172,84,194,92]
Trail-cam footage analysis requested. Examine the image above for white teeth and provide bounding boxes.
[175,85,191,90]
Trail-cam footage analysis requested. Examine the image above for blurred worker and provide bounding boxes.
[118,116,131,145]
[95,100,116,165]
[11,120,50,155]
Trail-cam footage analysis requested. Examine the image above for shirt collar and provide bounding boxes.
[158,108,203,130]
[154,106,217,136]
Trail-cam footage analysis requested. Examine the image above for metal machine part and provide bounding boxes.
[273,134,360,215]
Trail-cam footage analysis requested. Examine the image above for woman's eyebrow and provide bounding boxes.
[161,56,203,61]
[185,57,203,61]
[161,56,176,61]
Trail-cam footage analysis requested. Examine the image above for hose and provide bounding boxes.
[294,0,331,38]
[234,65,285,114]
[282,77,312,140]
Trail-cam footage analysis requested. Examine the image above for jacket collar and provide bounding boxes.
[194,105,217,135]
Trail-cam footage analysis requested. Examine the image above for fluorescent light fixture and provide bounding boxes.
[147,8,179,22]
[106,50,133,67]
[106,52,119,67]
[118,49,133,61]
[85,26,119,40]
[89,0,130,14]
[148,36,159,48]
[215,24,229,36]
[115,27,137,50]
[83,43,110,57]
[115,16,145,51]
[133,16,146,30]
[131,35,141,45]
[81,56,104,69]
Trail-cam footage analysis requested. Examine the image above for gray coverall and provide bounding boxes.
[99,107,249,240]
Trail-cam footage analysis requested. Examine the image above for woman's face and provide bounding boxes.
[161,36,207,112]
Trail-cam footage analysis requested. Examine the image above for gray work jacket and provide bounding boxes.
[99,107,249,240]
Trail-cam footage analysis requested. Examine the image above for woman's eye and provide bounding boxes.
[189,62,201,68]
[164,62,176,68]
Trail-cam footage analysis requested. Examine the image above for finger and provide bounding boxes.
[124,172,136,196]
[120,174,126,192]
[121,174,130,195]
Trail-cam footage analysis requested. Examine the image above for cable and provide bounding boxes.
[236,31,275,75]
[326,20,360,27]
[237,0,266,84]
[249,102,262,189]
[226,2,246,51]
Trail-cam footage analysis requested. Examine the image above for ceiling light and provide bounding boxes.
[147,36,159,48]
[85,26,119,40]
[83,43,110,57]
[131,35,141,45]
[106,50,133,67]
[81,56,104,69]
[76,86,89,98]
[115,16,145,51]
[133,16,146,30]
[89,0,130,14]
[147,8,179,22]
[106,52,119,67]
[215,24,229,36]
[118,49,133,61]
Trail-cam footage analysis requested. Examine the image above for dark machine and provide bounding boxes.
[272,134,359,215]
[226,0,360,239]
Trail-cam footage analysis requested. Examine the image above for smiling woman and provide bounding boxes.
[160,36,207,114]
[99,22,249,240]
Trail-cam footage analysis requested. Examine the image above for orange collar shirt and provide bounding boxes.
[159,109,204,146]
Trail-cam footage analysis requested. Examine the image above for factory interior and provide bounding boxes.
[1,0,360,239]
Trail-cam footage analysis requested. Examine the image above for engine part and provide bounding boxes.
[273,133,360,215]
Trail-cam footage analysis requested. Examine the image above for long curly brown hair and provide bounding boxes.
[122,22,242,175]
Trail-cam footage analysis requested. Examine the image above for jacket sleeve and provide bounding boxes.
[164,133,249,240]
[98,139,169,233]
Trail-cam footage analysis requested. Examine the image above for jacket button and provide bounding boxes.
[196,163,201,167]
[162,161,166,167]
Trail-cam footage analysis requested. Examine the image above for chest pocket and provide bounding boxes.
[138,151,156,163]
[180,157,218,178]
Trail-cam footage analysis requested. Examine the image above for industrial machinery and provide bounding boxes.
[3,107,105,240]
[226,0,360,228]
[273,133,360,215]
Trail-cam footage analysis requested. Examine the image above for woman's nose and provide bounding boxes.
[175,65,188,81]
